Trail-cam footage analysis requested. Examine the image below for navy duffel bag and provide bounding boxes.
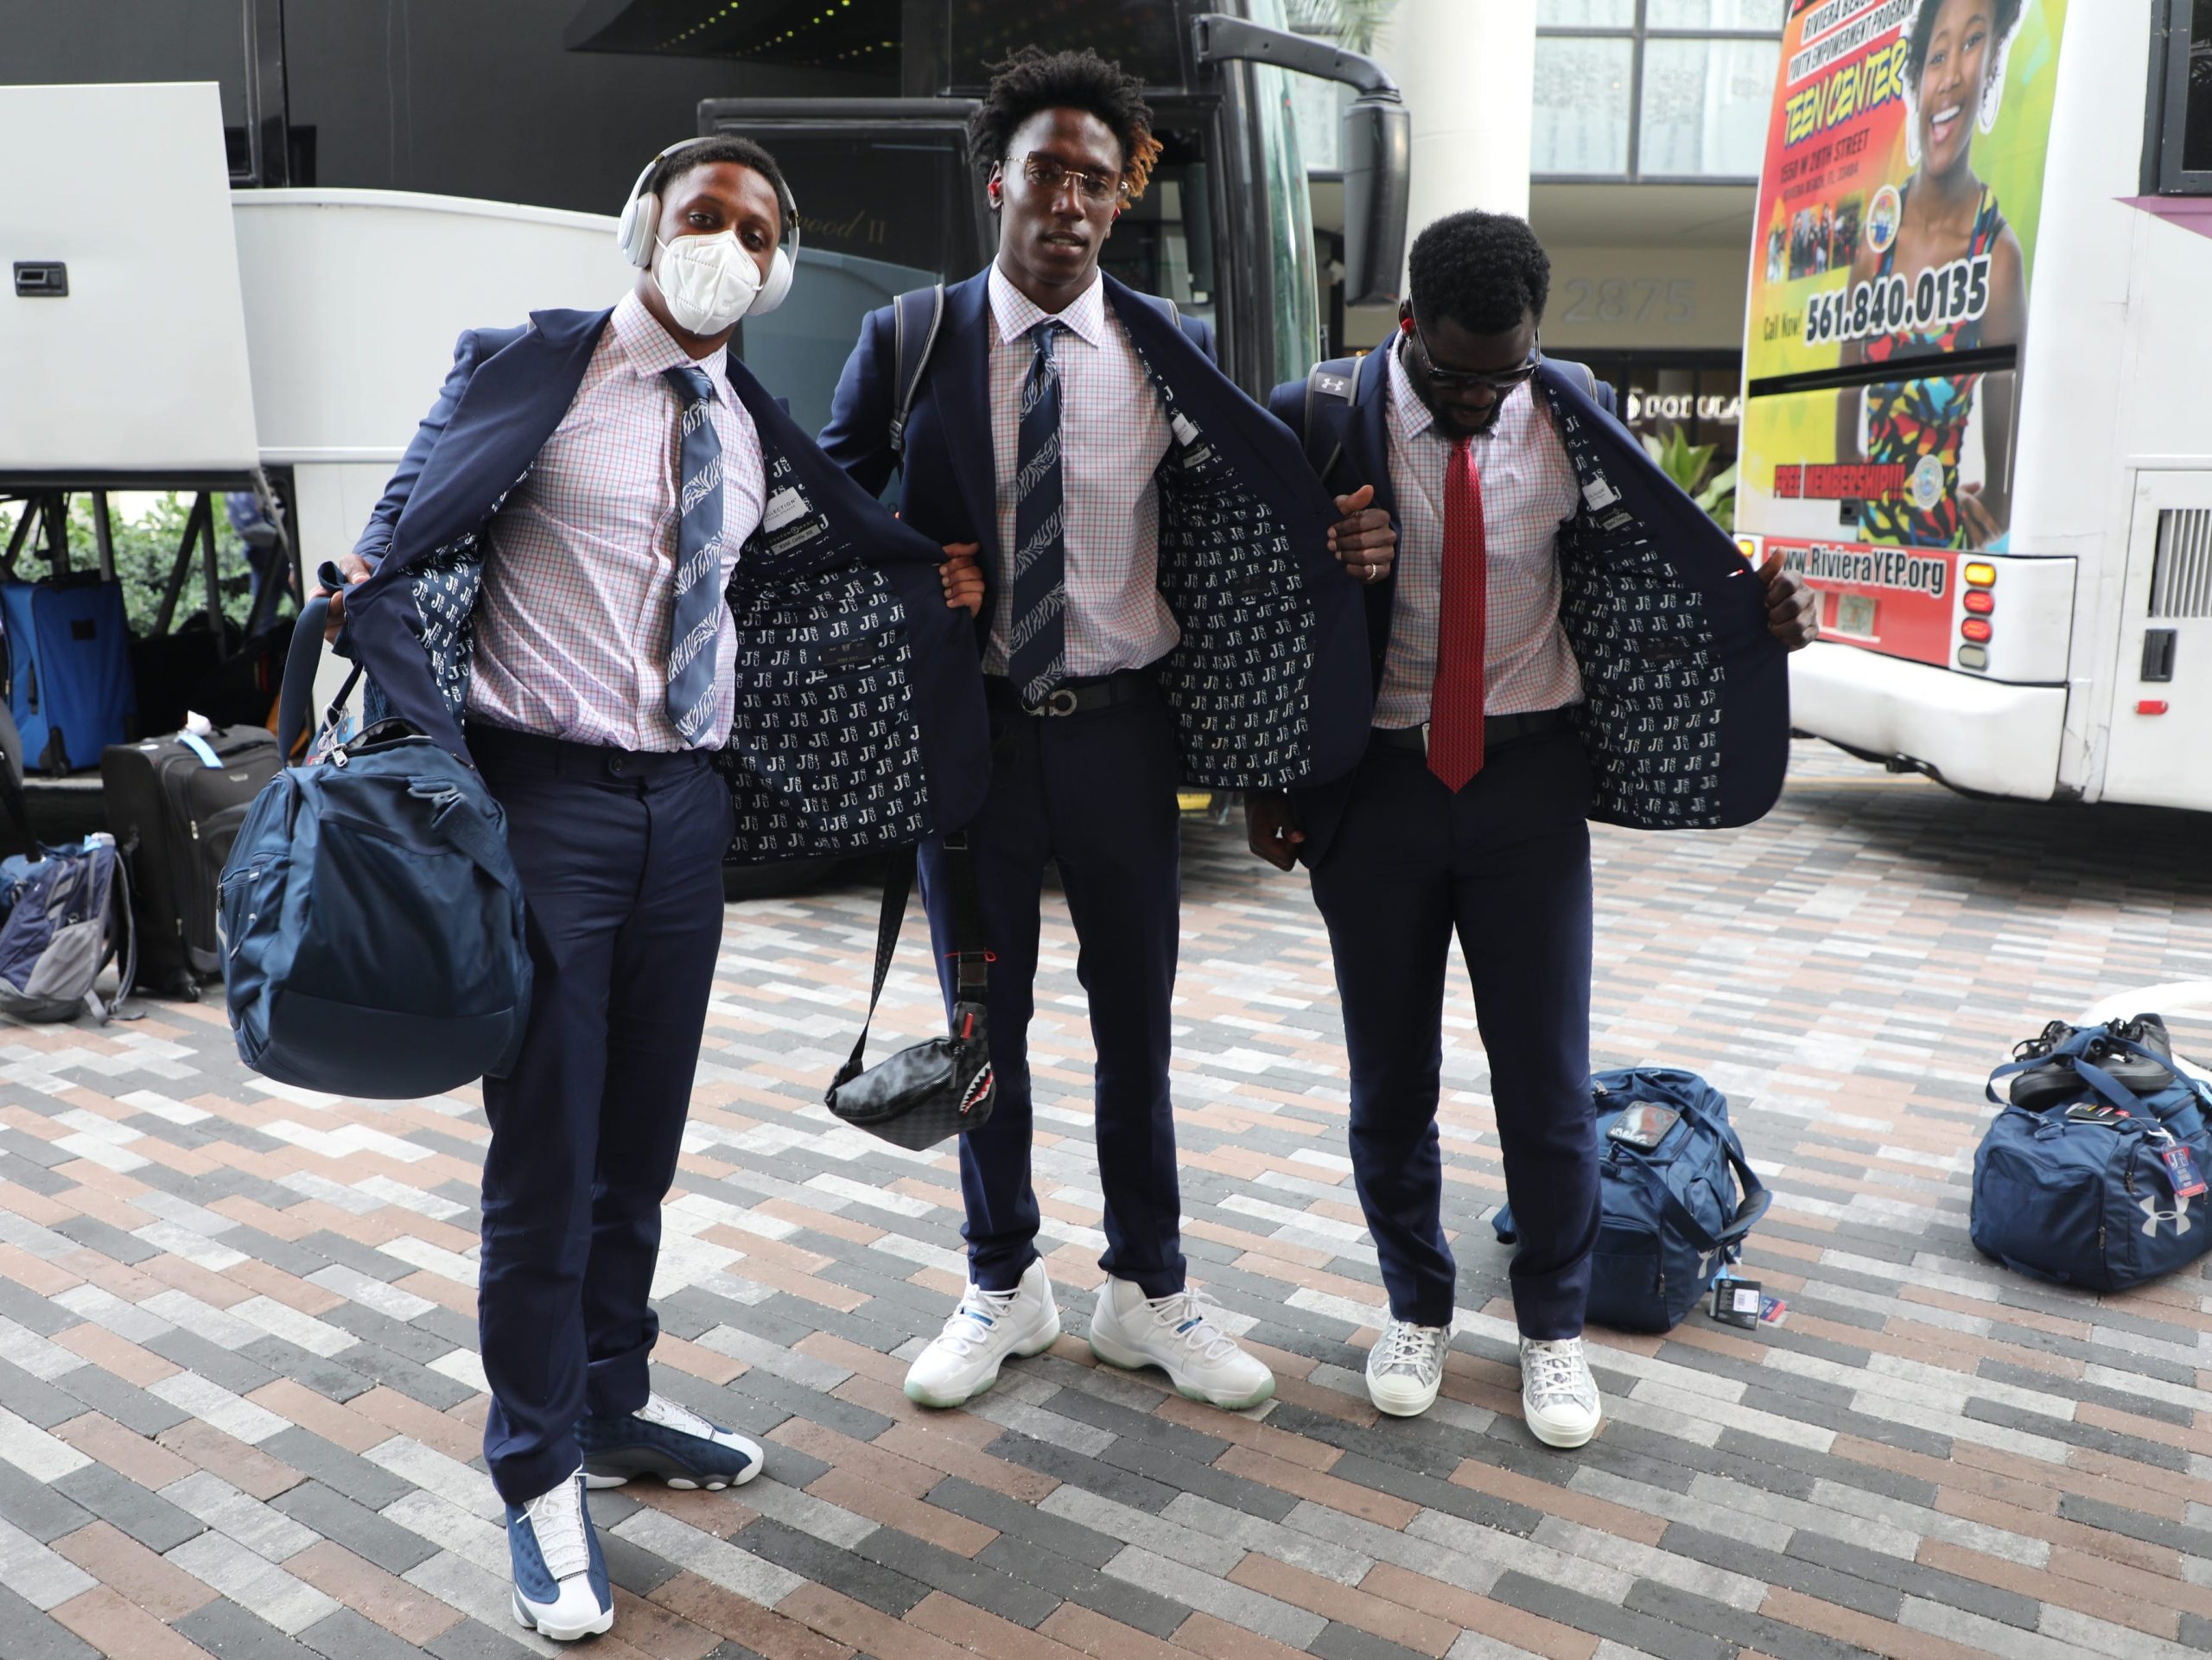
[1497,1068,1770,1332]
[1972,1021,2212,1291]
[217,597,531,1097]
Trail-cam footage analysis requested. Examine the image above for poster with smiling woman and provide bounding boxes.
[1742,0,2069,554]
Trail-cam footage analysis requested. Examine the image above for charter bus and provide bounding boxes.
[1734,0,2212,811]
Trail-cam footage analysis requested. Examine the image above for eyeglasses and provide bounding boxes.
[1408,323,1543,395]
[1012,151,1128,208]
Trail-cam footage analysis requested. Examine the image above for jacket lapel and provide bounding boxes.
[936,273,1000,569]
[387,308,609,569]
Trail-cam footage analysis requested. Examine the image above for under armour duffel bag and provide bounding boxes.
[1496,1067,1770,1332]
[218,598,531,1097]
[1971,1019,2212,1292]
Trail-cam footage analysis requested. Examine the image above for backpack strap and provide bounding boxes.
[1144,293,1181,331]
[887,284,946,460]
[1300,353,1364,486]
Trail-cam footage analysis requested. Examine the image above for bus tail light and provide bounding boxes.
[1963,562,1997,587]
[2138,700,2169,716]
[1957,645,1989,670]
[1963,590,1994,614]
[1961,618,1993,643]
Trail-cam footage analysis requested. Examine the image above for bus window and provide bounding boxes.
[1097,133,1220,328]
[2187,0,2212,175]
[729,130,981,439]
[1249,22,1324,380]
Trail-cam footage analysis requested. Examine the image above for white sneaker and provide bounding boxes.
[905,1260,1061,1408]
[505,1467,613,1643]
[1087,1278,1274,1410]
[1520,1334,1603,1448]
[1365,1318,1449,1417]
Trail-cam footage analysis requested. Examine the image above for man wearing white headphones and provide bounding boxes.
[322,136,989,1643]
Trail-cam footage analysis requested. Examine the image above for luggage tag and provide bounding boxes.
[2158,1143,2208,1199]
[1709,1273,1764,1329]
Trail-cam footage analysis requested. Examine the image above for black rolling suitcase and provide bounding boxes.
[100,727,281,998]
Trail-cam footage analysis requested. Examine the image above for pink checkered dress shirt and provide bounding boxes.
[1375,337,1585,726]
[984,266,1179,678]
[467,293,767,752]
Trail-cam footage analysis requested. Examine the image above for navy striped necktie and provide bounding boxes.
[662,365,724,744]
[1006,318,1067,706]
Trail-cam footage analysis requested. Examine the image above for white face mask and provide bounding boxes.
[652,230,765,335]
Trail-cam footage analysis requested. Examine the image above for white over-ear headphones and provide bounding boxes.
[617,136,801,316]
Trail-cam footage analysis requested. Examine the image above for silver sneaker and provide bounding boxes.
[1365,1318,1449,1417]
[1520,1334,1603,1448]
[904,1260,1061,1408]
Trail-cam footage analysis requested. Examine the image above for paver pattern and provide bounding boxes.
[1,741,2209,1660]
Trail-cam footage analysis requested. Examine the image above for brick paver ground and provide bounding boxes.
[1,741,2209,1660]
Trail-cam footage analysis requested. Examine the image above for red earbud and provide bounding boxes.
[1399,316,1414,333]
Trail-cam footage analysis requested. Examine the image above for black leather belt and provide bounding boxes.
[1371,707,1575,754]
[983,670,1158,718]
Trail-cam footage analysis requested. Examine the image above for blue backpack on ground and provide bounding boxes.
[1494,1068,1770,1332]
[1971,1020,2212,1291]
[0,577,137,773]
[218,596,531,1097]
[0,773,135,1023]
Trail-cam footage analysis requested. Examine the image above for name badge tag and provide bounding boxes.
[761,486,808,532]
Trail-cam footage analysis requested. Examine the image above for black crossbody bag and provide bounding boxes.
[824,833,995,1148]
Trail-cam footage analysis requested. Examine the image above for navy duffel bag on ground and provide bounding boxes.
[1972,1019,2212,1291]
[1497,1067,1770,1332]
[218,597,531,1097]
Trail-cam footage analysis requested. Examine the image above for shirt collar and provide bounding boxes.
[988,264,1108,349]
[610,289,728,385]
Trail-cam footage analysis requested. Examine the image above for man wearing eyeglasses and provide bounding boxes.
[823,47,1375,1415]
[1248,210,1817,1447]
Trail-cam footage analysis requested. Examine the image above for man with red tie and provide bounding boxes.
[1248,210,1816,1447]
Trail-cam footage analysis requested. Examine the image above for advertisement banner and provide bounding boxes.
[1740,0,2069,583]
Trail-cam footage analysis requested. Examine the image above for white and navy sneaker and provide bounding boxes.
[905,1259,1062,1408]
[1520,1334,1604,1448]
[507,1467,613,1642]
[1365,1318,1450,1417]
[577,1393,764,1491]
[1087,1278,1274,1410]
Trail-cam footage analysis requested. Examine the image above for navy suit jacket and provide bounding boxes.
[340,307,991,860]
[819,270,1373,791]
[1267,342,1789,864]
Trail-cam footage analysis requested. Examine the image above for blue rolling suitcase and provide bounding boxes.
[0,578,137,773]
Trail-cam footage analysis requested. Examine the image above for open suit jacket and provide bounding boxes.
[339,308,992,861]
[818,270,1372,790]
[1267,345,1789,865]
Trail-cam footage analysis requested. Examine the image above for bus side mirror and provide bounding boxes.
[1341,96,1409,308]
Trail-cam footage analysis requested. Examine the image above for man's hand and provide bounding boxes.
[1244,789,1306,872]
[1756,552,1820,650]
[1958,482,2003,548]
[318,552,374,641]
[1329,484,1395,586]
[940,543,984,616]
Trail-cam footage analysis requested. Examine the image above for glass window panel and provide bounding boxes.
[1538,1,1636,23]
[2186,0,2212,173]
[1647,1,1787,29]
[1533,35,1634,175]
[1638,36,1782,177]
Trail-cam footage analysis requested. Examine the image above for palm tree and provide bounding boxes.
[1286,0,1398,56]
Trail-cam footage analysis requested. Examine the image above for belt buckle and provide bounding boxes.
[1026,688,1079,718]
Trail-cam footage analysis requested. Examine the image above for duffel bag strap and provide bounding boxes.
[278,588,366,760]
[1656,1129,1772,1254]
[830,834,988,1091]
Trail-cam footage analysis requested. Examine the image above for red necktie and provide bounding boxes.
[1427,436,1487,791]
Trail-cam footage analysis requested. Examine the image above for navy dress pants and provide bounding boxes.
[1308,727,1599,1339]
[918,688,1185,1300]
[470,724,733,1505]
